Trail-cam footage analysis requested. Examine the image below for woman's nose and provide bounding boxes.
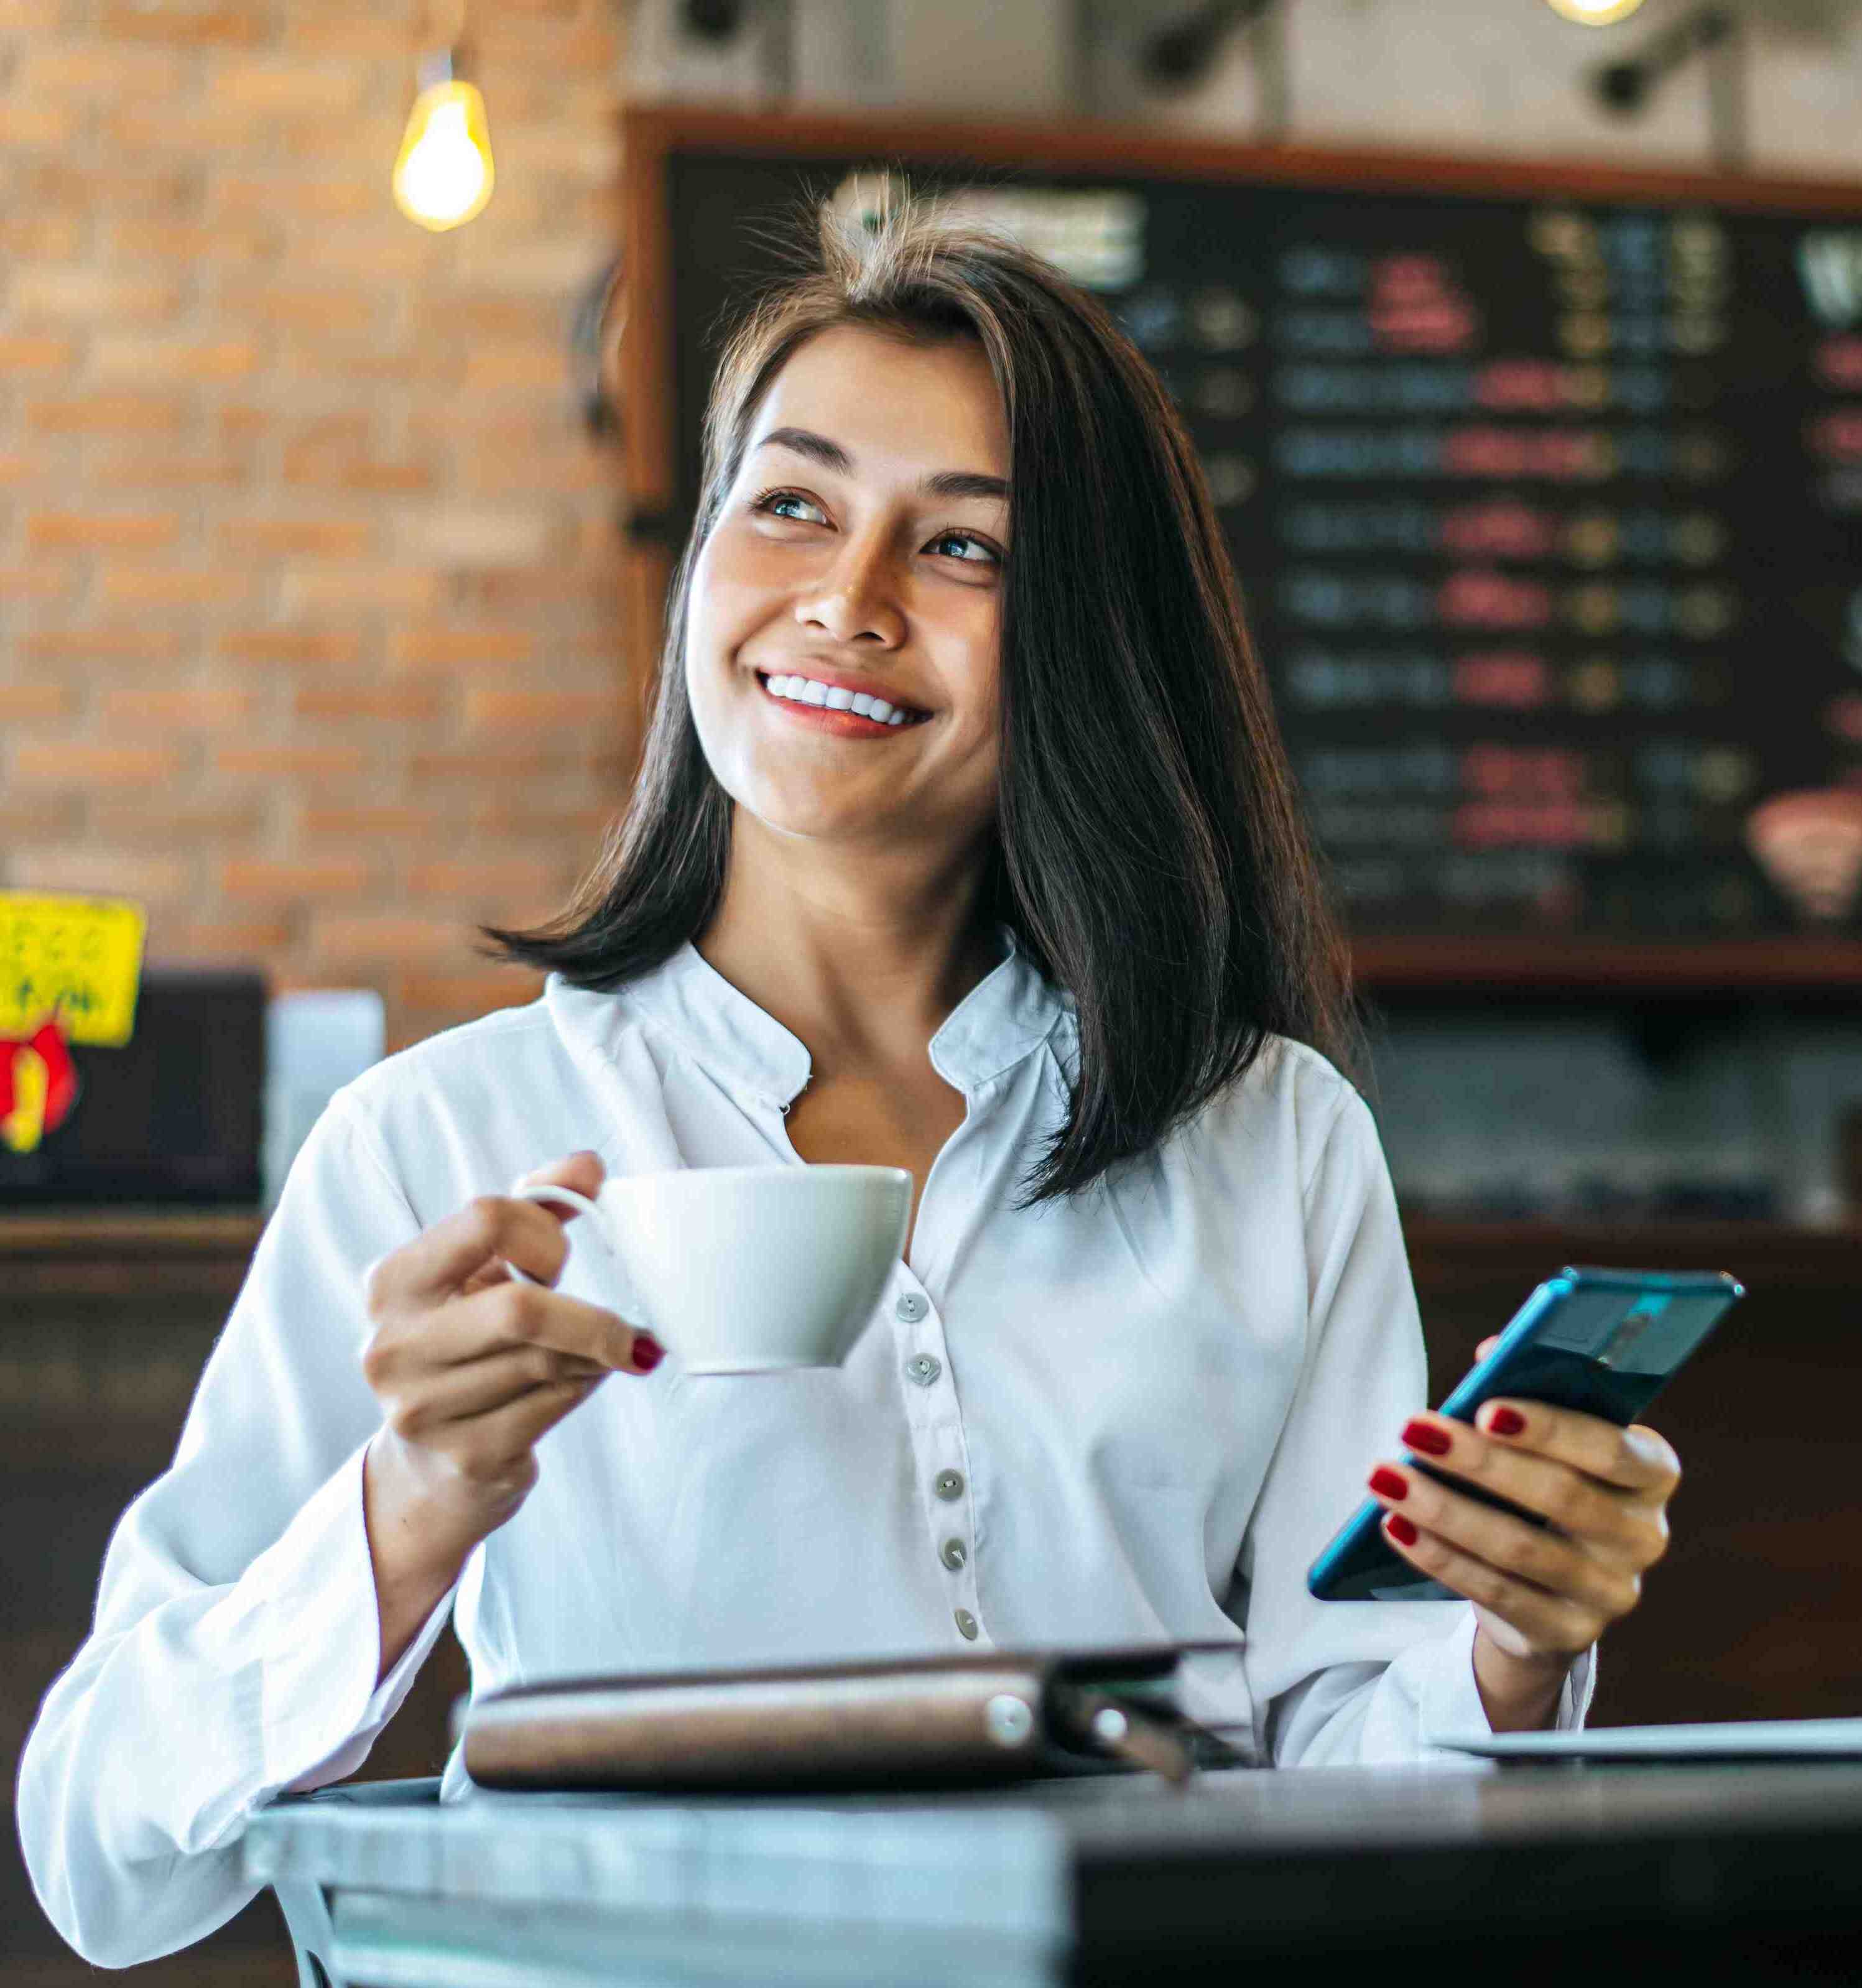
[794,535,905,647]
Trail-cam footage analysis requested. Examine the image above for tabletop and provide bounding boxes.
[243,1760,1862,1987]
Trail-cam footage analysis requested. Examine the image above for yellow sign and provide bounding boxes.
[0,892,146,1045]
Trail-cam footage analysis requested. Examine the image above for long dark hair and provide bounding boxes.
[484,183,1361,1211]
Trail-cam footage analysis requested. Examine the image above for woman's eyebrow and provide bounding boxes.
[755,426,1008,504]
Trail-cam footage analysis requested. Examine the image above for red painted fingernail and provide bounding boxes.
[632,1333,665,1374]
[1386,1513,1419,1546]
[1401,1418,1452,1457]
[1488,1405,1527,1437]
[1368,1466,1409,1501]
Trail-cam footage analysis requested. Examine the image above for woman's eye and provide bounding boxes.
[754,488,825,525]
[751,488,999,568]
[929,531,998,565]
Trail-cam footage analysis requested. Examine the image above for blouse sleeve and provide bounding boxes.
[1232,1079,1596,1765]
[14,1089,463,1969]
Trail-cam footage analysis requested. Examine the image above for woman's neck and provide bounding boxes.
[694,815,1000,1078]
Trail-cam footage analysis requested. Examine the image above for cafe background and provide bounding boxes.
[3,0,1861,1980]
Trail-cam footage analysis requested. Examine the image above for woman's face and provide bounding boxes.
[685,325,1011,865]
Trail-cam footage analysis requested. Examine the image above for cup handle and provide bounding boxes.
[502,1182,601,1288]
[501,1182,656,1337]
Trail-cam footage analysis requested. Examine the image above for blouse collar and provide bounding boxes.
[549,921,1073,1112]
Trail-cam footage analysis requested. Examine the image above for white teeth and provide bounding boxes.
[764,673,924,726]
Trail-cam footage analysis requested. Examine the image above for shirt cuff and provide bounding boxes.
[252,1438,461,1795]
[1420,1607,1598,1750]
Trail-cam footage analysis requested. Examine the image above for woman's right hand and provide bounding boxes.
[360,1149,663,1587]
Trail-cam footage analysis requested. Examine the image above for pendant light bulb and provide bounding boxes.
[1544,0,1649,22]
[394,58,494,231]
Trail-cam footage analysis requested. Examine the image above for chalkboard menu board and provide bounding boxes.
[621,109,1862,972]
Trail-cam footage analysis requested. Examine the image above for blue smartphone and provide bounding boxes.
[1307,1265,1745,1602]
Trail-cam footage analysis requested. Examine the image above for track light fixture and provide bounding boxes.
[682,0,747,40]
[1142,0,1278,92]
[1592,2,1733,113]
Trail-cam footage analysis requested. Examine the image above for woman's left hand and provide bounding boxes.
[1364,1335,1682,1727]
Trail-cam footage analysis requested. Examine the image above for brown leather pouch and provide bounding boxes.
[458,1644,1246,1793]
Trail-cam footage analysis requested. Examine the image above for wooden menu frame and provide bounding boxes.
[616,101,1862,994]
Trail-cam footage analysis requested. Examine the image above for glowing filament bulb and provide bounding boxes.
[394,78,494,231]
[1544,0,1648,21]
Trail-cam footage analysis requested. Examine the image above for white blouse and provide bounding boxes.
[17,922,1591,1967]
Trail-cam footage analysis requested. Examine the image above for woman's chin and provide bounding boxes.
[731,785,896,846]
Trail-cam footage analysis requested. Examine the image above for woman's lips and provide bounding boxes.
[755,672,930,738]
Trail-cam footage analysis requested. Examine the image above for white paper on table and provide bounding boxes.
[1433,1718,1862,1761]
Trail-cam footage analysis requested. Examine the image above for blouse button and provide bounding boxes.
[955,1609,979,1640]
[940,1537,968,1571]
[933,1469,965,1501]
[906,1354,942,1387]
[895,1292,929,1323]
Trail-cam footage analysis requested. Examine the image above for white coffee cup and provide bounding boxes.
[504,1164,912,1374]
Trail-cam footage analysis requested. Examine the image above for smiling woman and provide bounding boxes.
[482,190,1359,1213]
[20,183,1629,1979]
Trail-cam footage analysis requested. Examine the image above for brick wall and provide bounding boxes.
[0,0,636,1052]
